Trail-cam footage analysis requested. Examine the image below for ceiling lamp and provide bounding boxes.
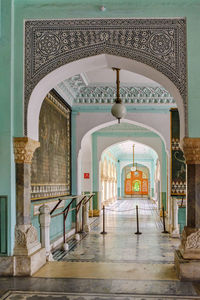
[131,144,137,172]
[111,68,127,123]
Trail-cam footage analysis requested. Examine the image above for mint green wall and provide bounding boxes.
[0,0,15,255]
[92,133,98,192]
[178,207,186,234]
[71,111,77,195]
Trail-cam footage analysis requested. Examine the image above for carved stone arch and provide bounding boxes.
[25,18,187,135]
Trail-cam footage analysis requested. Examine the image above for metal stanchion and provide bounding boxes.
[135,205,142,235]
[162,206,169,233]
[101,205,107,234]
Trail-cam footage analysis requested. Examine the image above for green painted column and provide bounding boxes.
[161,142,167,211]
[0,0,15,256]
[71,111,77,195]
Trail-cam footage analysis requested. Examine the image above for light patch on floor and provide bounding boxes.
[33,261,178,281]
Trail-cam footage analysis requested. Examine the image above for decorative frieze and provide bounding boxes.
[180,137,200,164]
[171,181,186,195]
[13,137,40,164]
[46,92,70,117]
[56,75,175,105]
[31,184,70,201]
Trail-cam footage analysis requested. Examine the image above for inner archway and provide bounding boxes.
[27,54,185,141]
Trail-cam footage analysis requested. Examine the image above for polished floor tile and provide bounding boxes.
[62,199,179,264]
[2,290,200,300]
[3,199,197,300]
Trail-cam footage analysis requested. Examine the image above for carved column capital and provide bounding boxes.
[180,137,200,164]
[13,137,40,163]
[14,224,41,256]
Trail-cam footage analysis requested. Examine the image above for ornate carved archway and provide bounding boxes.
[25,18,187,135]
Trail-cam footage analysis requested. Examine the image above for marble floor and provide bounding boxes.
[34,199,180,281]
[61,198,179,265]
[2,199,200,299]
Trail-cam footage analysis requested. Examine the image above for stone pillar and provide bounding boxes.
[83,198,90,232]
[171,198,180,238]
[39,205,53,261]
[175,137,200,280]
[104,180,107,205]
[13,137,46,276]
[89,194,93,217]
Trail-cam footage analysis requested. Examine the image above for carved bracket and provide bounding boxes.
[180,137,200,164]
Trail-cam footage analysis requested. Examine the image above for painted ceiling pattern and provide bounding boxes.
[24,18,186,135]
[56,74,175,105]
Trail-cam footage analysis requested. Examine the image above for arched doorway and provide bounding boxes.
[13,18,187,276]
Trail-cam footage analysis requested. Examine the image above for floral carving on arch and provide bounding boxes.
[25,18,187,135]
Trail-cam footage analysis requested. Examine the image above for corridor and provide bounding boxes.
[34,198,179,280]
[62,198,178,264]
[2,199,200,300]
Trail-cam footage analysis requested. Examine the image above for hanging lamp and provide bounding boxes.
[131,144,136,172]
[111,68,127,123]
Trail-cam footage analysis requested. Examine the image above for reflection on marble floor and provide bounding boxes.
[62,199,179,264]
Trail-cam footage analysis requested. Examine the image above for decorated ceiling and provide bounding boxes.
[55,70,176,106]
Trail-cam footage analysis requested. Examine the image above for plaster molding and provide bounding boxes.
[56,75,175,105]
[180,137,200,164]
[13,137,40,164]
[25,18,186,135]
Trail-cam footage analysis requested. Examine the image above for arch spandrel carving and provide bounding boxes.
[25,18,187,135]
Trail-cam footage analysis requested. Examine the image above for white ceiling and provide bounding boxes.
[83,68,160,87]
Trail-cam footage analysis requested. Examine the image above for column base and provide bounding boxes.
[93,209,100,217]
[0,247,46,276]
[83,224,90,232]
[14,224,41,256]
[0,256,15,276]
[14,247,46,276]
[89,210,93,217]
[174,249,200,281]
[170,228,180,238]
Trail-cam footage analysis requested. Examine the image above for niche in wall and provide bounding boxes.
[31,90,71,200]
